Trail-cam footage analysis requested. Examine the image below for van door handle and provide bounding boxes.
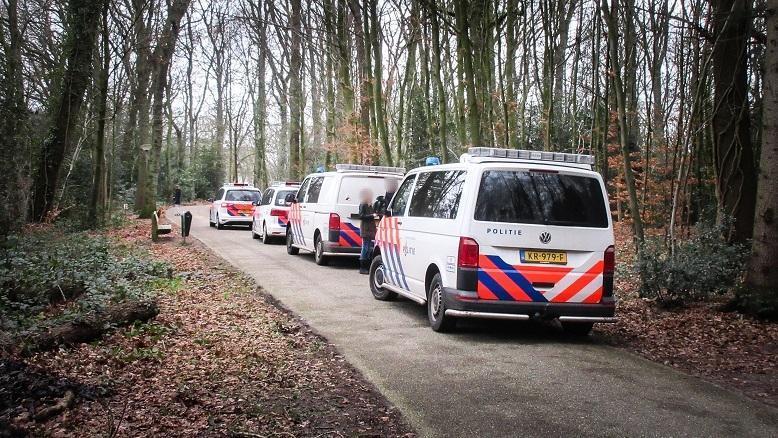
[396,221,403,225]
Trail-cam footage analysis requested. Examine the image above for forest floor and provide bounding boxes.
[1,218,414,437]
[596,223,778,408]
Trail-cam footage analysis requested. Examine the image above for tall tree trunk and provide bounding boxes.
[88,1,110,227]
[33,0,106,221]
[711,0,757,243]
[370,0,392,165]
[429,1,447,162]
[143,0,191,217]
[504,0,519,150]
[602,0,645,245]
[0,0,28,233]
[455,0,480,147]
[289,0,303,178]
[745,0,778,297]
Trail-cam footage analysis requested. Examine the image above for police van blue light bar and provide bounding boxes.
[335,163,406,174]
[467,147,595,165]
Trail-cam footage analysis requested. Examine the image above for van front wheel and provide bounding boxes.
[369,255,397,301]
[427,273,456,332]
[286,230,299,255]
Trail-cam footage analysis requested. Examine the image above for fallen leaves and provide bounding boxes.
[5,216,414,436]
[598,222,778,407]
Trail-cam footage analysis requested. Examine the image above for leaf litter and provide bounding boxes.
[3,217,414,437]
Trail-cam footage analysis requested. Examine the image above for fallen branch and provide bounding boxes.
[22,300,159,354]
[33,390,75,421]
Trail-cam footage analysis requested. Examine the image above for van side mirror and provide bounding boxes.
[284,193,297,205]
[384,208,393,217]
[207,198,214,203]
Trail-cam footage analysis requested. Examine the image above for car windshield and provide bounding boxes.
[225,190,261,202]
[275,189,297,206]
[474,170,608,228]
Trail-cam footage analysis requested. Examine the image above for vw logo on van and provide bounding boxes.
[539,232,552,244]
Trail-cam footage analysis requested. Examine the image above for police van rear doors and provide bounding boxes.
[469,163,613,305]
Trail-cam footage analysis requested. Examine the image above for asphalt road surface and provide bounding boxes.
[171,205,777,437]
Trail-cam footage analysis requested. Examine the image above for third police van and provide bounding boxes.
[369,147,617,335]
[286,164,404,265]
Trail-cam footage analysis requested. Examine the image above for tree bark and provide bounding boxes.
[289,0,303,178]
[88,1,110,227]
[143,0,191,216]
[0,0,28,233]
[745,0,778,295]
[602,0,645,245]
[32,0,106,221]
[711,0,758,243]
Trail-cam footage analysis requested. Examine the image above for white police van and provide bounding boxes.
[208,183,262,229]
[251,181,300,243]
[286,164,404,265]
[369,148,616,335]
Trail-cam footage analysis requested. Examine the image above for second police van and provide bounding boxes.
[251,181,300,243]
[369,147,617,335]
[286,164,404,265]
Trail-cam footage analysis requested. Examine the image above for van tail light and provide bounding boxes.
[223,203,234,208]
[328,213,341,231]
[602,245,615,301]
[458,237,479,268]
[270,209,287,219]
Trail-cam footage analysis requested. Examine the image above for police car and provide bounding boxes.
[251,181,300,243]
[208,183,262,229]
[369,147,617,335]
[286,164,404,265]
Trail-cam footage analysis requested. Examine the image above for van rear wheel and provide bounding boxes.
[369,255,397,301]
[427,273,456,332]
[561,321,594,337]
[286,230,299,255]
[314,235,329,266]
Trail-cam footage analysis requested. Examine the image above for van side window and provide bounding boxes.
[215,189,225,201]
[297,178,311,202]
[388,175,416,217]
[408,171,467,219]
[306,177,324,203]
[261,189,273,206]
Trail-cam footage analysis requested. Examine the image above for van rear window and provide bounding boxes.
[474,170,608,228]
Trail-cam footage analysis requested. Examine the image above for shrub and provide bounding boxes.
[0,227,169,333]
[636,222,748,306]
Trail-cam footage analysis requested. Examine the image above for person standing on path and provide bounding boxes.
[358,188,377,274]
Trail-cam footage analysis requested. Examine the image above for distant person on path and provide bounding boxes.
[358,188,377,274]
[383,178,398,209]
[172,185,182,206]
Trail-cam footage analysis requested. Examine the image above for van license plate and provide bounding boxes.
[521,250,567,265]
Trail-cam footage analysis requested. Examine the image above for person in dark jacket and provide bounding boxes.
[358,188,377,274]
[172,185,182,205]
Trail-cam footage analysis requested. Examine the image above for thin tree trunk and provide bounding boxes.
[88,1,110,227]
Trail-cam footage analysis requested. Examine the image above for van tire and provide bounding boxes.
[427,273,456,332]
[262,224,272,244]
[562,321,594,337]
[216,215,224,230]
[314,235,329,265]
[369,255,397,301]
[286,230,299,255]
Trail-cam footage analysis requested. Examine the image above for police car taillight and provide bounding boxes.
[458,237,479,268]
[602,245,615,300]
[270,209,287,218]
[329,213,341,231]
